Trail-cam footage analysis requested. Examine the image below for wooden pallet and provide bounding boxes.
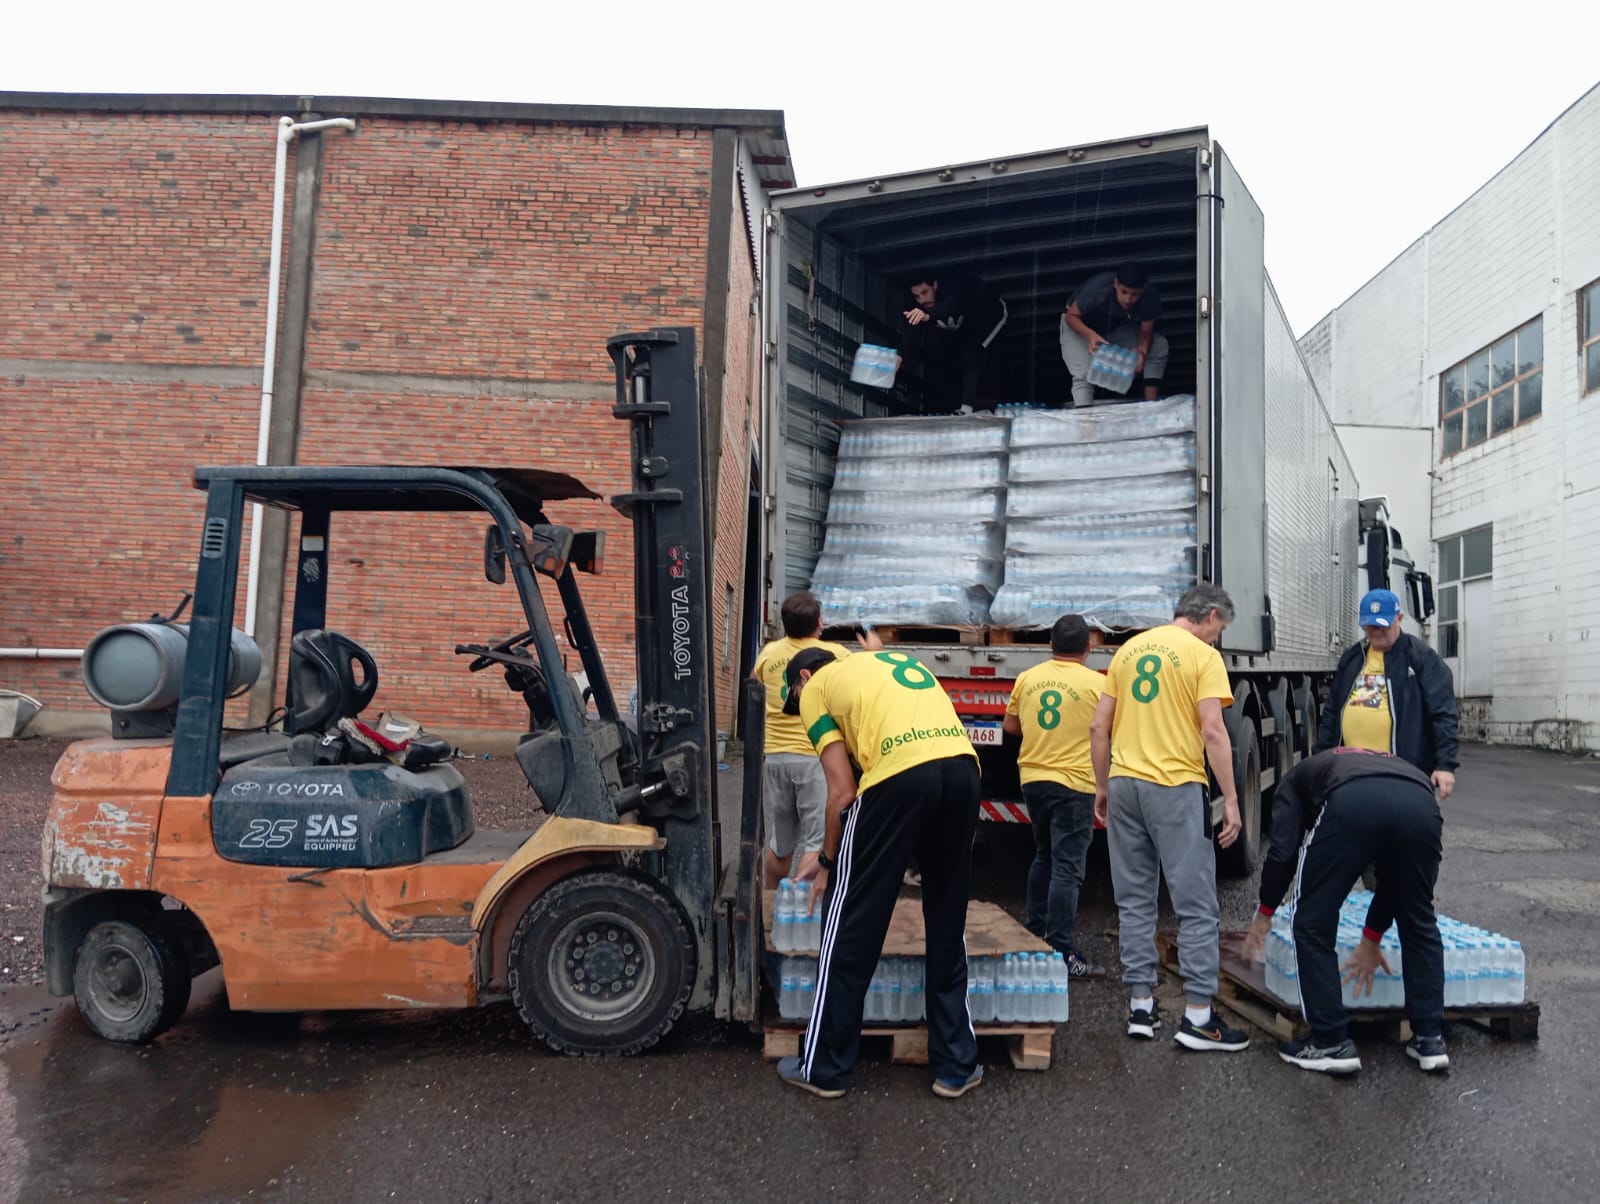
[763,1021,1055,1070]
[1158,931,1541,1042]
[764,896,1051,957]
[822,623,987,647]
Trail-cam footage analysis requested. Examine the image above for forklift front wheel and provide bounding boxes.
[71,919,192,1043]
[508,870,696,1056]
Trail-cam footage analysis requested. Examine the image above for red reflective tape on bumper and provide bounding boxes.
[979,800,1031,823]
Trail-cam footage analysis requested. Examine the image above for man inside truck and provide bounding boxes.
[750,590,877,888]
[1004,613,1108,980]
[1317,588,1459,801]
[1090,583,1250,1053]
[1060,262,1169,407]
[894,271,1009,412]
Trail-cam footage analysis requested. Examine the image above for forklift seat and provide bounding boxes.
[286,629,379,736]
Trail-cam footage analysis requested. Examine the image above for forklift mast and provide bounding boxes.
[608,329,723,1012]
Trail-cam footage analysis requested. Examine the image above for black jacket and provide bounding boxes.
[1259,748,1439,922]
[1315,633,1458,775]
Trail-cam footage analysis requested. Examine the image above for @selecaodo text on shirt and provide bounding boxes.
[880,724,969,757]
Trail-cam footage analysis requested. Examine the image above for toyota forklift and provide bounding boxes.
[40,329,767,1051]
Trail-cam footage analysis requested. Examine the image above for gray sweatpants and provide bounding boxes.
[1106,777,1219,1006]
[1059,318,1170,407]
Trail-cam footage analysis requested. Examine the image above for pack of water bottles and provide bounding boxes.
[771,878,824,953]
[1084,343,1140,394]
[849,343,899,389]
[773,951,1072,1024]
[810,416,1010,627]
[1263,889,1527,1010]
[990,397,1199,630]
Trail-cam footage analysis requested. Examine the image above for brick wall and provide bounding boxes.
[1,99,780,737]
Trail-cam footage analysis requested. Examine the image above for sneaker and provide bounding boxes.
[1405,1034,1450,1073]
[932,1065,984,1099]
[1067,953,1107,980]
[775,1055,846,1099]
[1174,1011,1251,1052]
[1126,1005,1162,1039]
[1278,1037,1362,1075]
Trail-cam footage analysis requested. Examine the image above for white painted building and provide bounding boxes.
[1301,82,1600,750]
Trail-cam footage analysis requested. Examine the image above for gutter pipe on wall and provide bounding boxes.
[243,115,356,637]
[0,649,83,659]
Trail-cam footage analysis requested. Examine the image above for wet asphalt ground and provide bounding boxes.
[1,739,1597,1203]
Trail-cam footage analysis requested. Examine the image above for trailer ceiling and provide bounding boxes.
[792,147,1200,405]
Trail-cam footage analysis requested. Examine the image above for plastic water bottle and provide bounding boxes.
[971,958,995,1023]
[887,960,905,1022]
[1508,940,1525,1004]
[997,954,1017,1022]
[780,965,799,1019]
[799,970,816,1017]
[773,879,794,953]
[1033,953,1051,1022]
[1049,952,1070,1022]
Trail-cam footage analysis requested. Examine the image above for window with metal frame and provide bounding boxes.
[1434,526,1492,660]
[1583,278,1600,396]
[1438,318,1542,456]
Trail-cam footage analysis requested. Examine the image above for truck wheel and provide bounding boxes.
[72,919,192,1043]
[1218,725,1261,878]
[508,869,696,1056]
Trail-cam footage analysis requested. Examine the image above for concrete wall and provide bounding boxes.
[0,96,784,736]
[1302,83,1600,749]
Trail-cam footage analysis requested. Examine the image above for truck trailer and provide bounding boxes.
[759,126,1432,873]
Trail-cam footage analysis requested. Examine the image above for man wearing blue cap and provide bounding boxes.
[1316,589,1459,800]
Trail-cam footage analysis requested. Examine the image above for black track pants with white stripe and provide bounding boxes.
[1292,777,1444,1044]
[801,755,981,1090]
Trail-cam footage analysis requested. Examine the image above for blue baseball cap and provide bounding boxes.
[1358,589,1402,628]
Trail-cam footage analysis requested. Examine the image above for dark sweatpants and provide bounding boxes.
[1293,776,1444,1044]
[801,755,981,1090]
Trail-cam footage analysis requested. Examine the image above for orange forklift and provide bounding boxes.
[41,329,766,1050]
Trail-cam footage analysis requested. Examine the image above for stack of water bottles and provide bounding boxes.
[771,877,824,954]
[1084,343,1140,395]
[989,396,1199,630]
[848,343,900,389]
[810,415,1009,627]
[1263,889,1527,1010]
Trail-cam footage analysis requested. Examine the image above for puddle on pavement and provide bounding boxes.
[1496,877,1600,915]
[1444,826,1568,853]
[0,975,365,1202]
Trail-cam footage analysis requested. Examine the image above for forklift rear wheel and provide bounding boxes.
[71,919,192,1043]
[508,870,695,1056]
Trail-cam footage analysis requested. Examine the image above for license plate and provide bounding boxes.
[964,724,1002,746]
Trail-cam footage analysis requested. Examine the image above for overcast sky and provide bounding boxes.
[11,0,1596,335]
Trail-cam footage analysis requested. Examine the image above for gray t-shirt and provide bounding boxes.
[1071,271,1162,337]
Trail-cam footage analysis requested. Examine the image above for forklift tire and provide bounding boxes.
[507,869,696,1056]
[71,919,192,1043]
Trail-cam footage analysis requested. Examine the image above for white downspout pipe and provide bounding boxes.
[0,649,83,659]
[243,115,356,637]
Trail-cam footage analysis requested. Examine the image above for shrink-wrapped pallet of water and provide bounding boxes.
[810,415,1009,628]
[990,397,1199,631]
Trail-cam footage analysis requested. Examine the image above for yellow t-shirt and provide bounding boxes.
[751,637,854,756]
[798,650,977,793]
[1006,658,1104,793]
[1105,624,1234,787]
[1340,644,1393,753]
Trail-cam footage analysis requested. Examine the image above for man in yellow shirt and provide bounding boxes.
[1003,613,1106,979]
[750,591,868,888]
[774,646,982,1101]
[1090,583,1248,1052]
[1315,588,1458,799]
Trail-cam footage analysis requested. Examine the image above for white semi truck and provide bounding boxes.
[758,125,1433,874]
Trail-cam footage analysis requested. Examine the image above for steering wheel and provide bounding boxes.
[455,629,536,673]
